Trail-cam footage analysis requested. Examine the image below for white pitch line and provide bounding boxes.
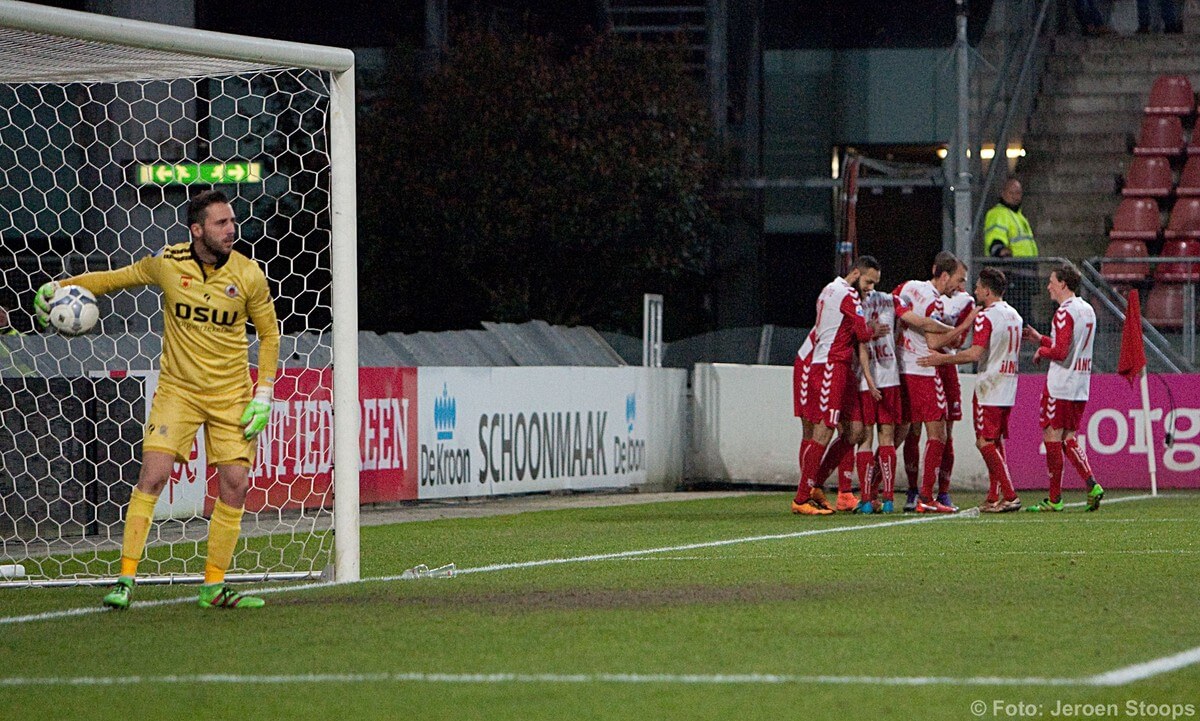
[0,669,1163,689]
[0,494,1197,689]
[1086,645,1200,686]
[440,512,953,577]
[0,493,1170,627]
[0,511,948,626]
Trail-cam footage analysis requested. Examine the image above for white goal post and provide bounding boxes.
[0,0,359,586]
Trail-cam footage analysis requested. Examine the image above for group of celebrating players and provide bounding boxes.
[791,251,1106,516]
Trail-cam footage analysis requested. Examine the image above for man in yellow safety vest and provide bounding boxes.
[983,177,1039,321]
[983,178,1038,259]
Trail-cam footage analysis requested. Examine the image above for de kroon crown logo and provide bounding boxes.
[434,383,457,441]
[626,393,636,434]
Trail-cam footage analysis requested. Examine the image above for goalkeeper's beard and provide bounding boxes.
[199,229,234,259]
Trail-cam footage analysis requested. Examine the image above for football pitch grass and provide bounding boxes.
[3,491,1200,720]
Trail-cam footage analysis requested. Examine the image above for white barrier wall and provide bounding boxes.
[141,365,688,517]
[690,363,988,488]
[419,367,688,496]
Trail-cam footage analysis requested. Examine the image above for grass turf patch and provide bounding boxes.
[2,491,1199,721]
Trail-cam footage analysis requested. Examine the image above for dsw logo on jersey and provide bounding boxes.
[173,303,239,326]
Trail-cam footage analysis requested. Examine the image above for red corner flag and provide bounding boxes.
[1118,288,1147,382]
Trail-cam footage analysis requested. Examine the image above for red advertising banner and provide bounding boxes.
[358,366,418,503]
[187,366,418,514]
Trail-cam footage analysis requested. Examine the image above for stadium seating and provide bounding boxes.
[1144,283,1186,329]
[1144,75,1195,116]
[1109,197,1161,240]
[1177,157,1200,196]
[1155,239,1200,282]
[1101,239,1150,283]
[1164,197,1200,239]
[1133,115,1185,156]
[1122,156,1173,197]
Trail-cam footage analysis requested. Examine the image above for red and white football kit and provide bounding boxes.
[856,290,907,426]
[970,300,1022,440]
[1037,294,1098,502]
[938,290,975,422]
[895,279,947,423]
[794,277,874,428]
[1037,296,1096,431]
[971,300,1023,505]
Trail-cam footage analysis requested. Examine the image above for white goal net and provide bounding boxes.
[0,1,359,587]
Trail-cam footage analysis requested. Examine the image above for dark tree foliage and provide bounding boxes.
[359,27,719,335]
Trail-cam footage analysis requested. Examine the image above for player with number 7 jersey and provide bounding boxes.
[1023,261,1103,512]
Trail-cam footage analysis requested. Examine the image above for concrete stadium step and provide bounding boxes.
[1017,153,1129,178]
[1053,34,1200,56]
[1041,71,1199,96]
[1022,196,1123,221]
[1028,111,1145,135]
[1037,93,1153,115]
[1022,192,1118,223]
[1032,215,1110,235]
[1034,231,1109,260]
[1017,172,1123,194]
[1020,132,1130,155]
[1051,52,1200,75]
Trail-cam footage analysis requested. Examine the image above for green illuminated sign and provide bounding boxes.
[136,162,263,185]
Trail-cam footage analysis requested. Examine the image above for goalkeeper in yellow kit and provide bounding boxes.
[34,190,279,610]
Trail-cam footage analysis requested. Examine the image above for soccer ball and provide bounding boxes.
[47,285,99,336]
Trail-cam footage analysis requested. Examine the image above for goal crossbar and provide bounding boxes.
[0,0,353,78]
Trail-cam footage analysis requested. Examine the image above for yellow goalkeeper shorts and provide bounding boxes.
[143,381,255,467]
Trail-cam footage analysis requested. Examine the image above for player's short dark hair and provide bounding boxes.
[853,255,880,273]
[187,190,230,227]
[977,266,1008,297]
[1053,261,1082,293]
[931,250,961,279]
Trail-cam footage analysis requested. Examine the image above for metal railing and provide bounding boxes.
[972,256,1193,373]
[970,0,1058,233]
[1083,256,1199,368]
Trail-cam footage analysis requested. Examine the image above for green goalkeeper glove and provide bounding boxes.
[240,387,273,439]
[32,281,60,327]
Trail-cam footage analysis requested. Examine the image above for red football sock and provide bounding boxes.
[798,439,816,480]
[1063,437,1093,482]
[856,450,874,500]
[920,438,945,501]
[903,433,920,490]
[794,440,827,504]
[979,443,1003,502]
[1045,441,1064,503]
[877,445,896,500]
[816,437,853,488]
[837,447,856,494]
[993,439,1012,501]
[938,437,955,495]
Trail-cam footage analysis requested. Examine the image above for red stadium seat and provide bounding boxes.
[1177,157,1200,196]
[1109,197,1160,240]
[1101,239,1150,283]
[1145,75,1195,115]
[1122,156,1173,197]
[1155,239,1200,282]
[1164,198,1200,239]
[1144,283,1185,329]
[1134,115,1185,156]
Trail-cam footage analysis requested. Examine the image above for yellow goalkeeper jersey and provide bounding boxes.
[67,242,280,396]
